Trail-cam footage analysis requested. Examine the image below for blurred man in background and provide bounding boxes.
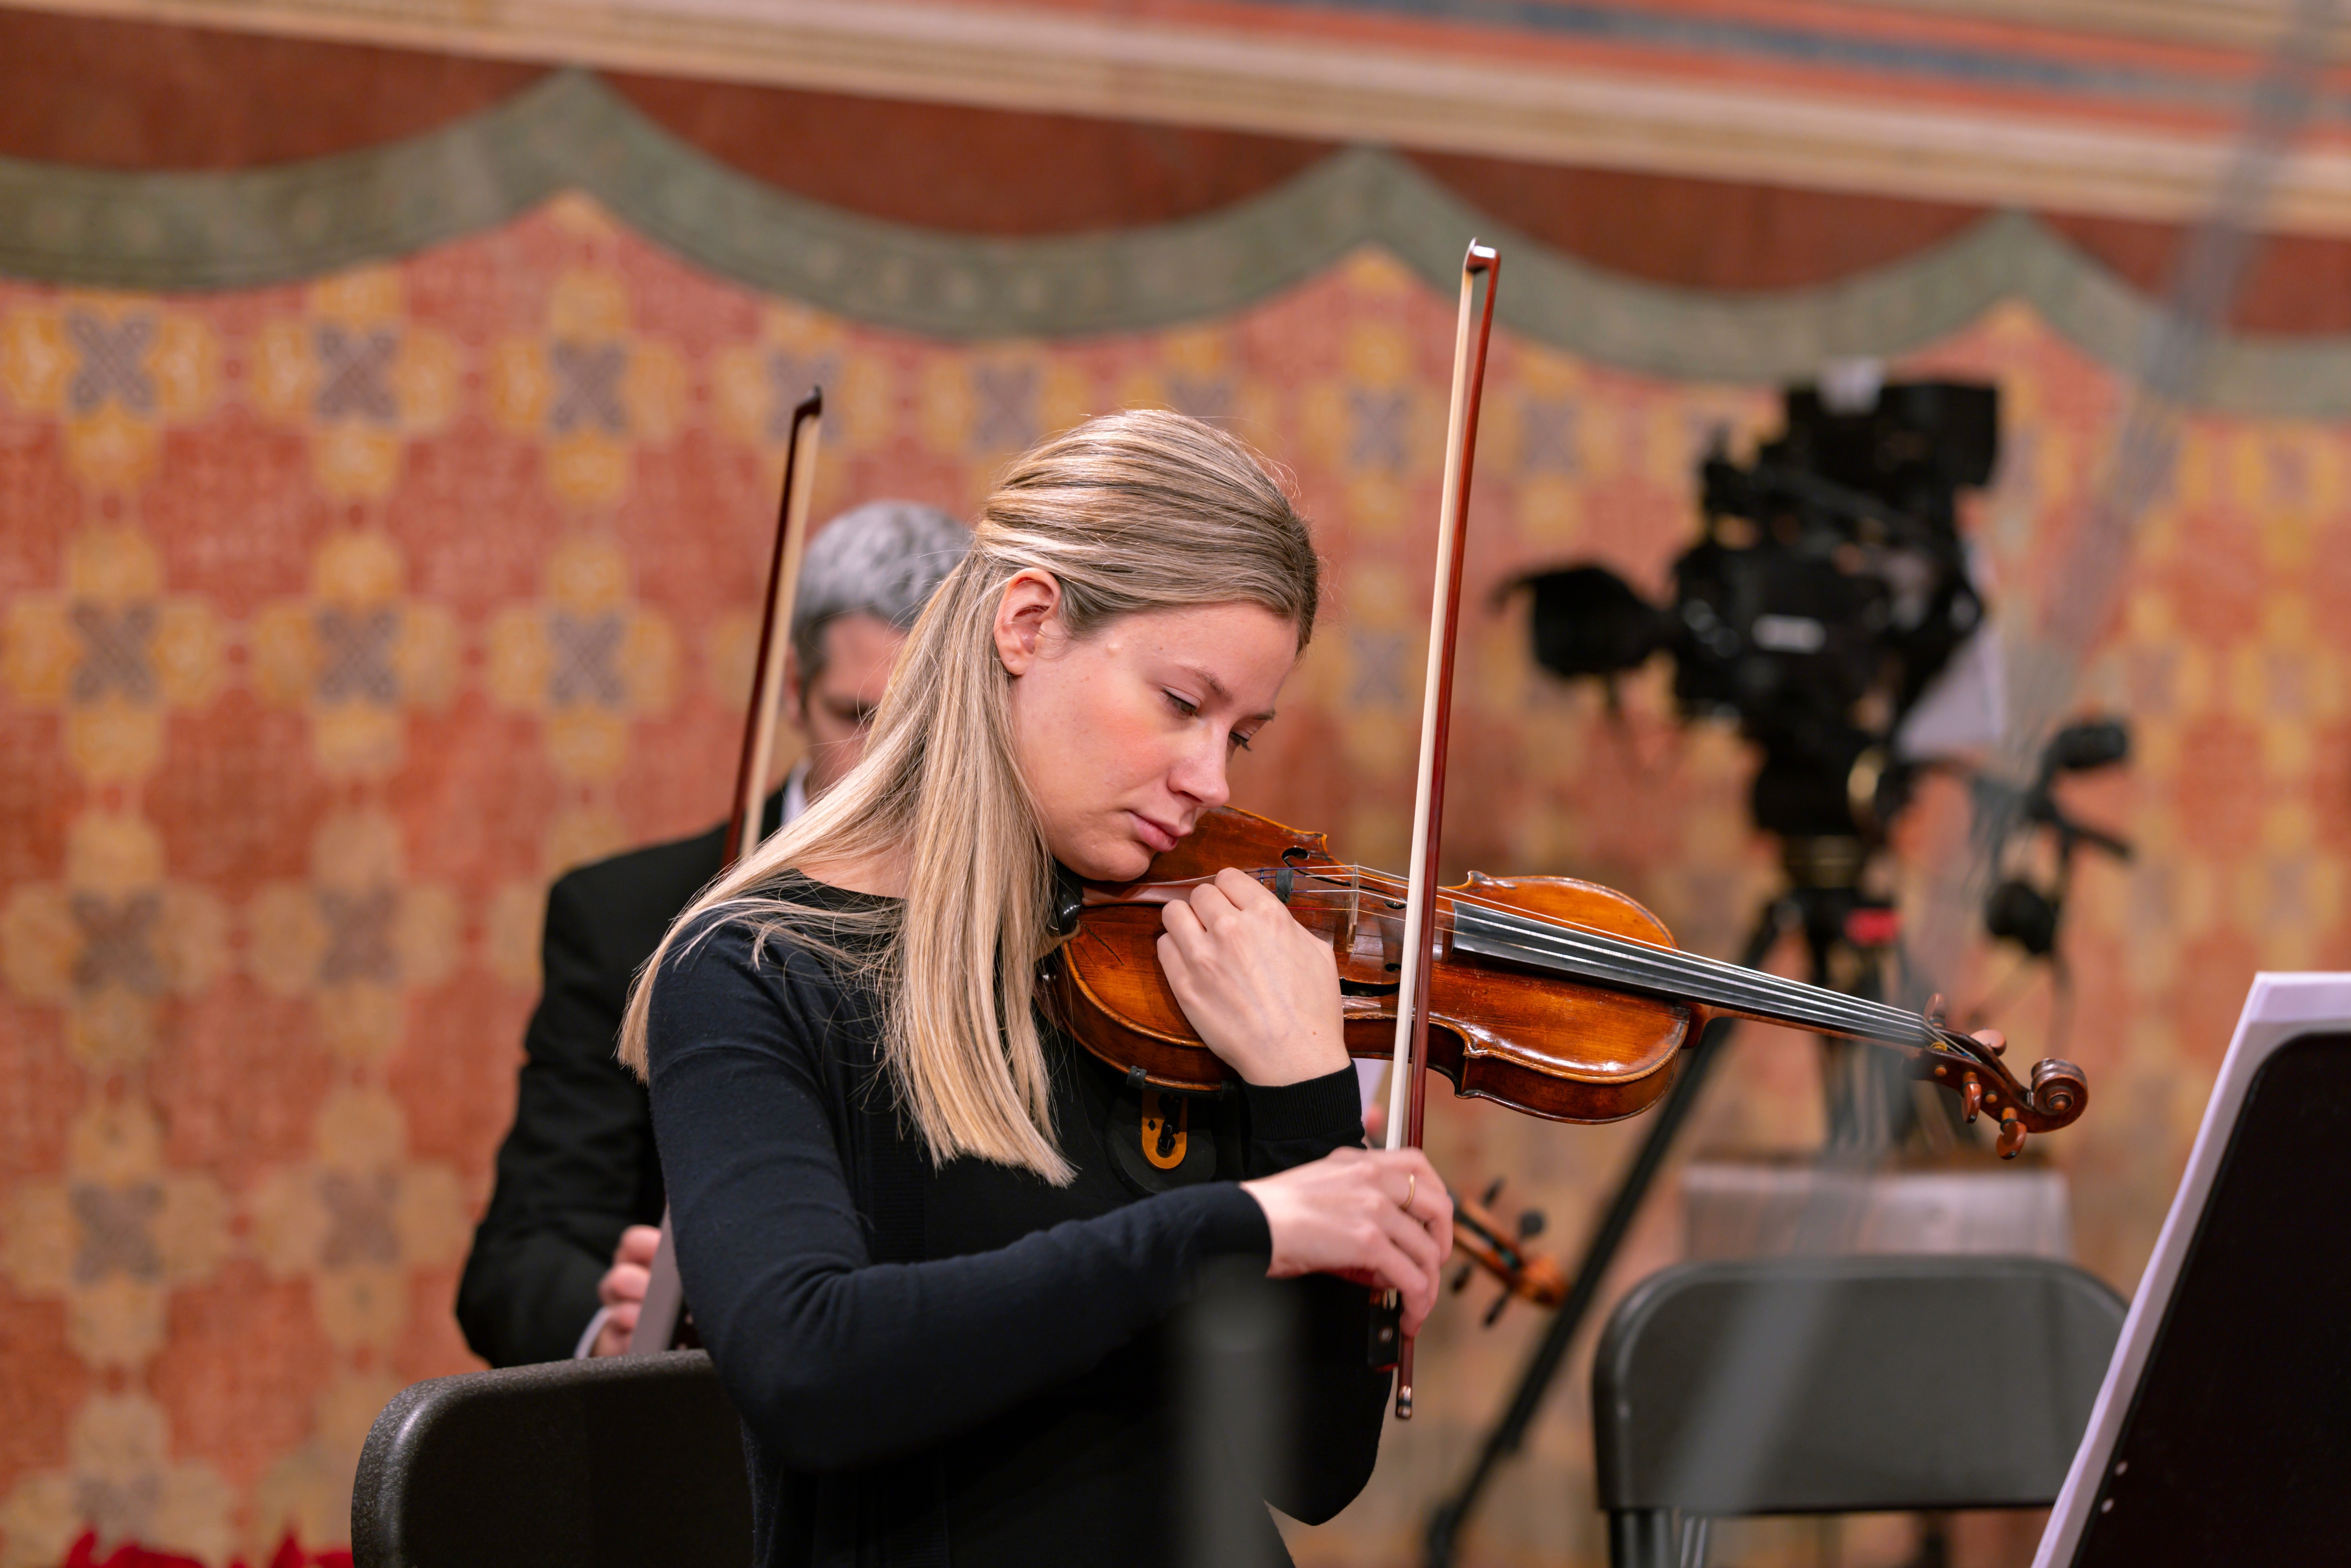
[458,501,970,1364]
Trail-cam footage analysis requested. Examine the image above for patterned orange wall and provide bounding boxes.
[1,193,2343,1566]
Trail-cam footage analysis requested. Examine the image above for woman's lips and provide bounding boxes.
[1128,812,1181,853]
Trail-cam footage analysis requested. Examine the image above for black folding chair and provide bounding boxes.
[1592,1255,2125,1568]
[352,1349,753,1568]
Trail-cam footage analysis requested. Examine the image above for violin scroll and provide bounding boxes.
[1911,1026,2089,1158]
[2032,1056,2089,1119]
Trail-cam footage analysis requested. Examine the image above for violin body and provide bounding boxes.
[1054,806,1695,1124]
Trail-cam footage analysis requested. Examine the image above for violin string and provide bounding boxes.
[1114,870,2003,1081]
[1125,866,1914,1036]
[1447,902,1930,1046]
[1440,896,1924,1038]
[1263,867,1929,1044]
[1118,865,1941,1047]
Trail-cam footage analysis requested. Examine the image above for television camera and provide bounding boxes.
[1509,378,1998,846]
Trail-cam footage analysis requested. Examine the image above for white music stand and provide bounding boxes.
[2035,971,2351,1566]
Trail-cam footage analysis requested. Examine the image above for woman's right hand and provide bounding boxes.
[1239,1146,1452,1333]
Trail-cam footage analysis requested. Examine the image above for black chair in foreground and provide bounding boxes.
[1593,1254,2124,1568]
[352,1349,752,1568]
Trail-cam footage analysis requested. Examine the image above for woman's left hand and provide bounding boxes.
[1157,867,1347,1086]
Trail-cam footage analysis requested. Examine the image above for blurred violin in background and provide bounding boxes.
[1447,1177,1567,1326]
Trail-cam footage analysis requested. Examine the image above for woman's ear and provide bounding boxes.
[993,570,1062,676]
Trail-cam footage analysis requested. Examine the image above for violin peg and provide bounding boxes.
[1996,1114,2028,1160]
[1960,1074,1984,1124]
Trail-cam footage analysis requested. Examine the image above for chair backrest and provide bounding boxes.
[1593,1254,2125,1517]
[352,1349,753,1568]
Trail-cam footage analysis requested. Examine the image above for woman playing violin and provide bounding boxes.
[620,409,1453,1568]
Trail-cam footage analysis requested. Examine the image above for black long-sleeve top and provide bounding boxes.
[644,881,1391,1568]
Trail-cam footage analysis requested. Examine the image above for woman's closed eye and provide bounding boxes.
[1164,688,1255,748]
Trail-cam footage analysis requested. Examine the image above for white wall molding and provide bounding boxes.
[14,0,2351,233]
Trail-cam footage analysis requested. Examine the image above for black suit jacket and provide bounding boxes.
[456,793,783,1366]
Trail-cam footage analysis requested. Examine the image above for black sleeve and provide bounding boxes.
[645,919,1274,1472]
[1238,1071,1394,1524]
[456,874,663,1366]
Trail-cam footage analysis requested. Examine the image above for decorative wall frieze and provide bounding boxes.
[7,71,2351,412]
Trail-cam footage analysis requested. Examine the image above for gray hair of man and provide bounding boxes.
[789,500,972,683]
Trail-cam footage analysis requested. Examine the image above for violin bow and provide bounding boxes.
[727,390,827,867]
[627,387,824,1356]
[1377,243,1499,1417]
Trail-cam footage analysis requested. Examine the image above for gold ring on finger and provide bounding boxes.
[1404,1173,1416,1211]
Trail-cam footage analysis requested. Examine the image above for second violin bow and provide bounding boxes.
[628,388,824,1356]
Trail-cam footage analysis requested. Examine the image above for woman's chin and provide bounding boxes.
[1060,837,1155,884]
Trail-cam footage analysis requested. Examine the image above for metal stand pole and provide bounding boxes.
[1421,897,1791,1568]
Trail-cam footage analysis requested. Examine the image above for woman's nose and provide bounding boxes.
[1170,736,1231,809]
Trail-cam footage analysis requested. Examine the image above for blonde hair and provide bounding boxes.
[620,409,1320,1181]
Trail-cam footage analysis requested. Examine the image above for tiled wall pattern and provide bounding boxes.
[0,194,2341,1566]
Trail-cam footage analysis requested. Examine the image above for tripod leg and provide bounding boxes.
[1422,901,1789,1567]
[1817,928,1915,1152]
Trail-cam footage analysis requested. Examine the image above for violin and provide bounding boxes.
[1050,804,2088,1157]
